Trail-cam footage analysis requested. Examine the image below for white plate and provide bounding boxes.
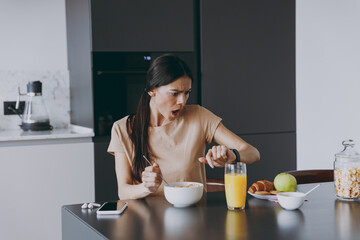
[248,191,277,200]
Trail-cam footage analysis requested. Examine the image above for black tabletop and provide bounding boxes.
[62,182,360,240]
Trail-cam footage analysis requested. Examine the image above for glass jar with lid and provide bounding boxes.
[334,139,360,200]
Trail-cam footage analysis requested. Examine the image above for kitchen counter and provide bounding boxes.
[0,124,94,146]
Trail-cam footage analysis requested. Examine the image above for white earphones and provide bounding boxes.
[81,202,101,209]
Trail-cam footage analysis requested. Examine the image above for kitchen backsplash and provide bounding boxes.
[0,70,70,130]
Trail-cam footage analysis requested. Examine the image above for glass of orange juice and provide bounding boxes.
[225,162,247,210]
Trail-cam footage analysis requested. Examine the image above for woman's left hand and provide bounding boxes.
[198,145,236,168]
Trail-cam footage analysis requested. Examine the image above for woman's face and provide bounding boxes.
[149,76,192,122]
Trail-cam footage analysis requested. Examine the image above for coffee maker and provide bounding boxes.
[16,81,53,131]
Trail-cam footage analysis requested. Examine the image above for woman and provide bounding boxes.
[108,54,260,200]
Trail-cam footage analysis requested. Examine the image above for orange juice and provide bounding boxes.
[225,173,247,209]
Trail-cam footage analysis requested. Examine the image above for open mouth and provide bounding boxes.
[171,109,180,117]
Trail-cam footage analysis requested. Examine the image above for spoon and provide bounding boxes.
[304,184,320,196]
[142,155,170,186]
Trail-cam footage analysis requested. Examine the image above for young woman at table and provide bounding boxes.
[108,54,260,199]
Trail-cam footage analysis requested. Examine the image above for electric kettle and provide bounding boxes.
[16,81,53,131]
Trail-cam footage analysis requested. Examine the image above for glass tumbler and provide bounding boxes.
[225,162,247,210]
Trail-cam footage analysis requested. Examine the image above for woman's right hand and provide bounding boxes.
[141,163,162,193]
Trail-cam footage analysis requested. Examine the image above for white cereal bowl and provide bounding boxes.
[277,192,306,210]
[164,182,204,208]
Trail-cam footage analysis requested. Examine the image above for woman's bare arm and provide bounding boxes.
[114,152,161,200]
[213,123,260,164]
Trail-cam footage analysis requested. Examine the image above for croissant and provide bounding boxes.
[262,180,275,191]
[249,185,256,193]
[248,180,275,193]
[253,181,265,191]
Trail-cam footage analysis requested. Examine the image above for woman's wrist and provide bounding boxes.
[118,183,152,200]
[141,182,153,194]
[229,148,240,163]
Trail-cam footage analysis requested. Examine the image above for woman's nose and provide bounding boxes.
[177,93,186,105]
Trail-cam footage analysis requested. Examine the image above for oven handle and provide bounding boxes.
[96,70,148,75]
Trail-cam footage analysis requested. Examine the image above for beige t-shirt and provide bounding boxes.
[107,105,222,195]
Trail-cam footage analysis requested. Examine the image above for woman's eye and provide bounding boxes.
[170,92,178,96]
[185,91,191,95]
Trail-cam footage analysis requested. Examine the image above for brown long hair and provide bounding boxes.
[126,54,193,182]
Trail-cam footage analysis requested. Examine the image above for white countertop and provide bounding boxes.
[0,125,94,142]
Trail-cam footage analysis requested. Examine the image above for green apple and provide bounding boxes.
[274,173,297,192]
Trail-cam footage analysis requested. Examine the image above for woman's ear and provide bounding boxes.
[148,89,156,97]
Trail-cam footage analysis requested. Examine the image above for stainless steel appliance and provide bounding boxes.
[16,81,52,131]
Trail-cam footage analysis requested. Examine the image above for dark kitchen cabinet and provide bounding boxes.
[91,0,195,52]
[201,0,296,181]
[244,133,296,185]
[200,0,296,134]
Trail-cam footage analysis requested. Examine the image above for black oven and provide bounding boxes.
[92,52,199,137]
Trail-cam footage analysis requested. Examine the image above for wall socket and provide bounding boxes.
[3,101,25,115]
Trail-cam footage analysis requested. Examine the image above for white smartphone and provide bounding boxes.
[96,201,128,215]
